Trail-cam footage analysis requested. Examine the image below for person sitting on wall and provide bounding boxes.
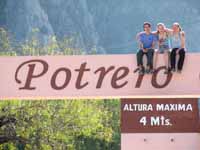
[166,22,186,73]
[136,22,157,75]
[153,23,171,74]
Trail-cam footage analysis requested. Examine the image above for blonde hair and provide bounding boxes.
[157,23,167,37]
[157,22,166,29]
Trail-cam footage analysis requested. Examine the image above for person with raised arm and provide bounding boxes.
[166,22,186,73]
[153,23,170,74]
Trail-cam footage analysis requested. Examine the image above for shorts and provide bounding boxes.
[158,45,169,54]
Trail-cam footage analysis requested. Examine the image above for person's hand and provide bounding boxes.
[143,48,148,53]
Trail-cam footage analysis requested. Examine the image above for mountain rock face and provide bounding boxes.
[5,0,54,44]
[1,0,200,54]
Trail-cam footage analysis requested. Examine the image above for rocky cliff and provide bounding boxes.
[1,0,200,54]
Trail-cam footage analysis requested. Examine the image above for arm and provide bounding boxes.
[136,32,144,42]
[139,41,144,50]
[152,31,157,35]
[150,41,156,49]
[176,31,186,54]
[164,28,173,36]
[136,32,145,51]
[180,31,185,49]
[149,34,158,50]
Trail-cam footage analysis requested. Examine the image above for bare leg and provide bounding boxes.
[164,50,169,69]
[153,51,158,70]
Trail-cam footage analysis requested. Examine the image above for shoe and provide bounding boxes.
[139,69,144,75]
[139,67,145,75]
[177,70,182,74]
[150,69,154,74]
[171,68,176,72]
[145,69,150,74]
[164,68,170,74]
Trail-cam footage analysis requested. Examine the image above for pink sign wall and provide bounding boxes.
[121,133,200,150]
[0,53,200,99]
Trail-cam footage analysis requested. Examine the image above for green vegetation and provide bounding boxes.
[0,28,120,150]
[0,100,120,150]
[0,27,86,56]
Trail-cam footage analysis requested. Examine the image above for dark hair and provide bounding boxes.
[143,22,151,28]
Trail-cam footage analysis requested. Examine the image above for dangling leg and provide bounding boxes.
[146,49,154,74]
[164,49,170,74]
[177,48,185,73]
[137,49,145,74]
[170,48,177,72]
[153,50,158,71]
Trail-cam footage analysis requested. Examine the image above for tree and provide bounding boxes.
[0,100,120,150]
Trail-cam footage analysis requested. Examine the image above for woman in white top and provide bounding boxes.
[167,22,186,73]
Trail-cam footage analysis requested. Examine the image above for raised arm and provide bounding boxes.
[164,28,173,36]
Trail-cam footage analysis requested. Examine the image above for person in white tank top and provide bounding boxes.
[166,22,186,73]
